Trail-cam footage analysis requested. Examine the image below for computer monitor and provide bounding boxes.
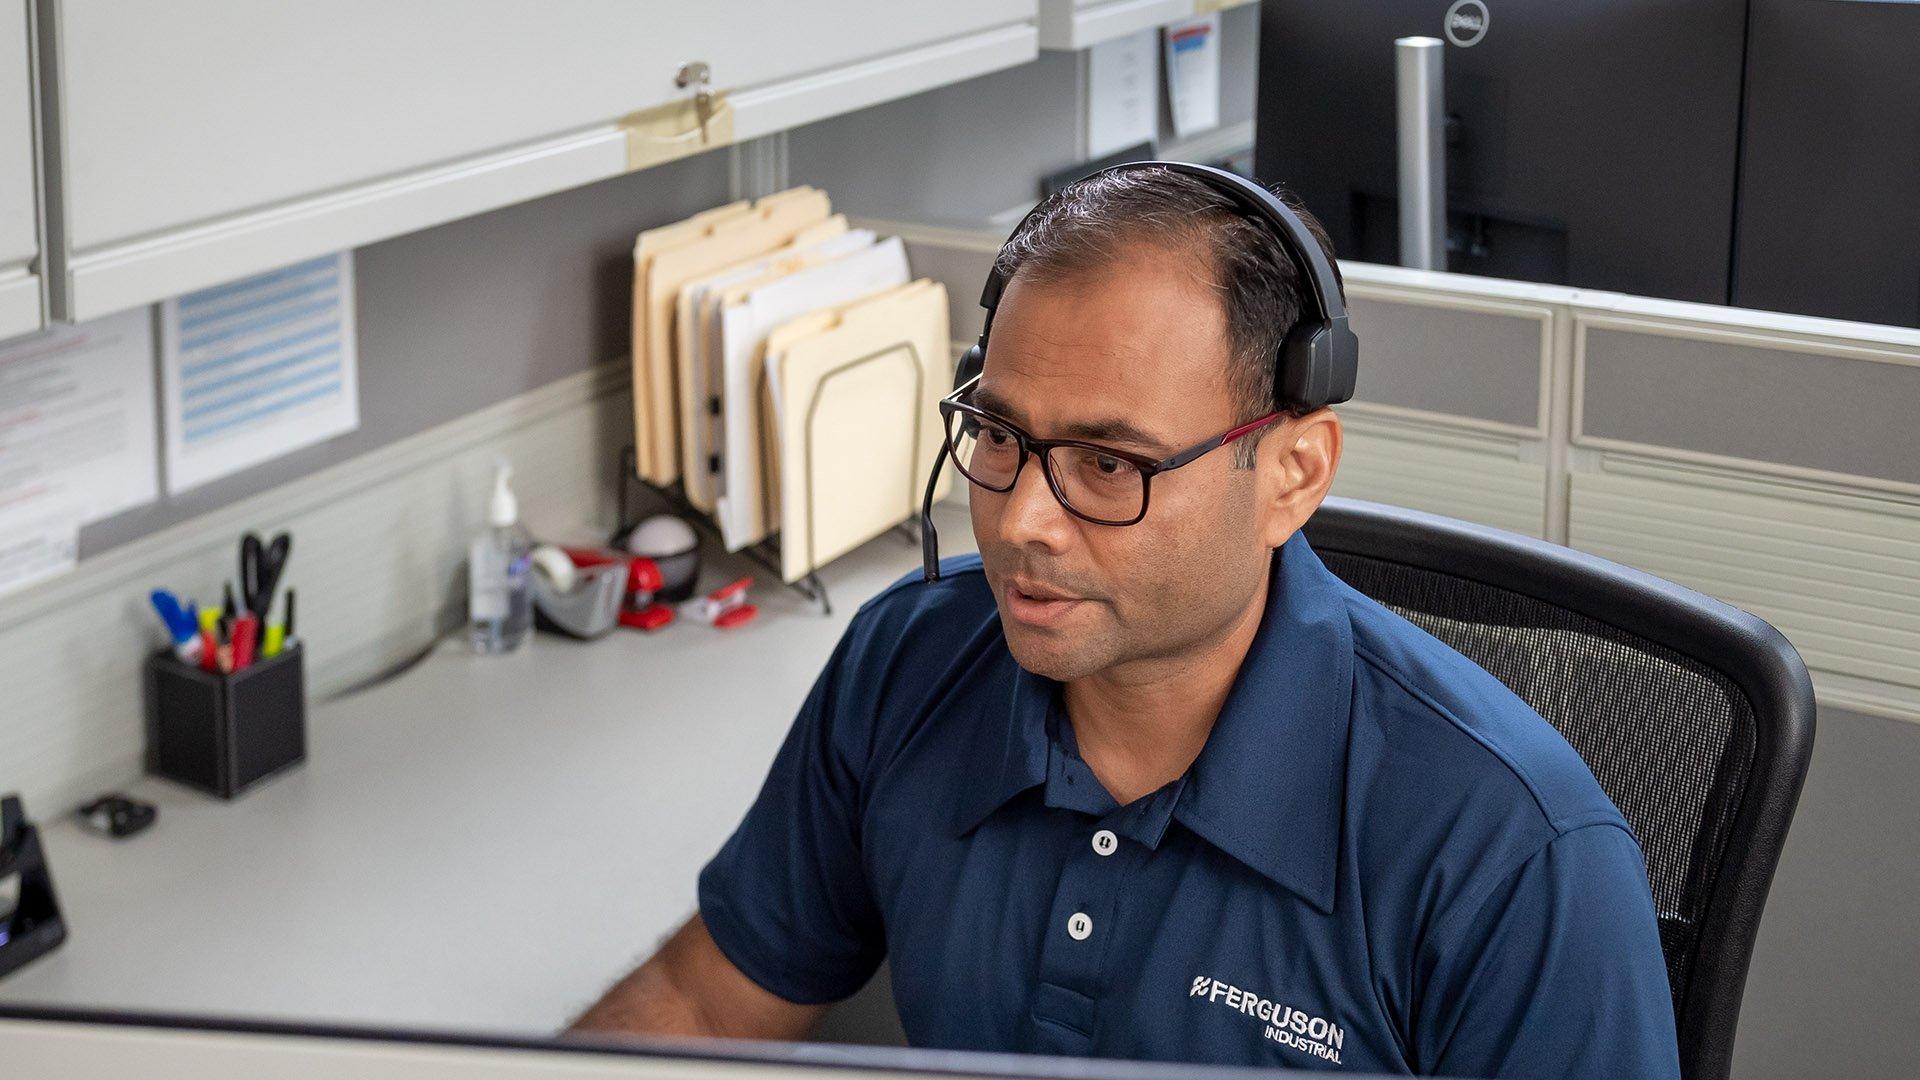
[1255,0,1920,330]
[0,1003,1404,1079]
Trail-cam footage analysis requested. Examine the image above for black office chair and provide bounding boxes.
[1302,496,1815,1080]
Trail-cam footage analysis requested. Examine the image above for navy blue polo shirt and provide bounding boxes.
[698,530,1680,1077]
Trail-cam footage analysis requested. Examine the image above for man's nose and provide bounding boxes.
[998,452,1078,551]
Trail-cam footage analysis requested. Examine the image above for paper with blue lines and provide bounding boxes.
[159,252,359,493]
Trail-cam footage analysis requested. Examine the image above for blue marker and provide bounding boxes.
[149,589,204,664]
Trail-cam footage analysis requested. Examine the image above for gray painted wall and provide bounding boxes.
[78,148,733,558]
[1734,705,1920,1079]
[787,3,1261,230]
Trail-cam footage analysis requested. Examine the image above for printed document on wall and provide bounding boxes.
[1087,29,1159,159]
[0,308,160,597]
[160,252,360,493]
[1165,14,1222,139]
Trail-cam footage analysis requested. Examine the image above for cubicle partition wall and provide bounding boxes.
[1566,299,1920,722]
[1332,268,1565,540]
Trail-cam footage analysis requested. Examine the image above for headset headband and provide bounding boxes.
[979,160,1351,347]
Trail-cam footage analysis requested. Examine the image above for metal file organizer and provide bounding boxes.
[618,331,929,617]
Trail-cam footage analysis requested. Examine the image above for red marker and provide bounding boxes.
[230,614,260,671]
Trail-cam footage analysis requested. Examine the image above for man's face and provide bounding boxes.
[968,242,1303,683]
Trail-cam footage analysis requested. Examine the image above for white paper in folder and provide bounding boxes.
[712,237,910,551]
[688,228,878,513]
[674,223,873,511]
[763,280,952,583]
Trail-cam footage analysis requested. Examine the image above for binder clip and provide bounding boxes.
[0,793,68,979]
[680,576,758,630]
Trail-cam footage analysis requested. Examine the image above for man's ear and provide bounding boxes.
[1257,407,1342,549]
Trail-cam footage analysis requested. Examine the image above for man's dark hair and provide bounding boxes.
[991,166,1343,467]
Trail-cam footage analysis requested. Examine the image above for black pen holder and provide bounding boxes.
[145,643,307,799]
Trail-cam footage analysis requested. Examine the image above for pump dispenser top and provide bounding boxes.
[489,461,518,528]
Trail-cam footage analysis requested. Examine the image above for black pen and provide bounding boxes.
[216,612,234,674]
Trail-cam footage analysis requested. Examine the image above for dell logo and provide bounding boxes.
[1444,0,1490,48]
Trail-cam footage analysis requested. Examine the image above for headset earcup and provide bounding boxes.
[1277,320,1359,410]
[1276,323,1325,410]
[955,340,986,390]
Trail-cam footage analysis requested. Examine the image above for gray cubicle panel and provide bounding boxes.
[1577,324,1920,489]
[1343,294,1544,430]
[1567,302,1920,724]
[1325,270,1559,541]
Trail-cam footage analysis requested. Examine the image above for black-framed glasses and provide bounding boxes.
[937,375,1283,526]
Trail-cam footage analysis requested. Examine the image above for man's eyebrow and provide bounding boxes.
[970,388,1171,454]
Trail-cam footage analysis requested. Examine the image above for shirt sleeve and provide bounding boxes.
[1416,822,1682,1079]
[696,611,887,1005]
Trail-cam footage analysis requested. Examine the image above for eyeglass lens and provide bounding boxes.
[948,411,1146,524]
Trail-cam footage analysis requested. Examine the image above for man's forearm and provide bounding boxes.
[568,953,714,1036]
[566,915,828,1041]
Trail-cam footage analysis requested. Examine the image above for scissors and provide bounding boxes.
[239,531,292,619]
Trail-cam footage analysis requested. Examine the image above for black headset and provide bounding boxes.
[918,160,1359,582]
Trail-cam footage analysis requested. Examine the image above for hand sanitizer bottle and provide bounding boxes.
[469,460,533,654]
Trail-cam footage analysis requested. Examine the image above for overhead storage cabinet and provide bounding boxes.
[0,0,41,340]
[38,0,1037,320]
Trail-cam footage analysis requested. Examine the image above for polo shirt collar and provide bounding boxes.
[1172,529,1353,915]
[952,657,1053,837]
[953,530,1354,914]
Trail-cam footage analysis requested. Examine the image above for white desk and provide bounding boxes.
[0,507,974,1036]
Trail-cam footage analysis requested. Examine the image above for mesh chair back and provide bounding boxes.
[1303,498,1814,1080]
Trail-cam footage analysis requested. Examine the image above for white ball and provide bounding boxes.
[626,514,697,557]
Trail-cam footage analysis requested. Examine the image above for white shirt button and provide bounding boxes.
[1091,829,1118,857]
[1067,912,1093,940]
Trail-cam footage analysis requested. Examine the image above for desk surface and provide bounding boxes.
[0,508,974,1036]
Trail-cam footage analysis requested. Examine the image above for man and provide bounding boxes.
[573,167,1680,1077]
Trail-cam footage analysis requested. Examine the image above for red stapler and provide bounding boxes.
[679,576,757,630]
